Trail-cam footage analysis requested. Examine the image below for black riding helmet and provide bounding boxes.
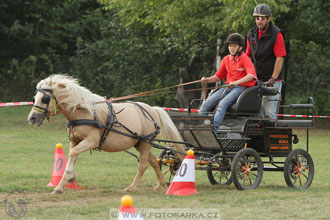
[253,4,271,17]
[225,33,244,46]
[225,33,244,57]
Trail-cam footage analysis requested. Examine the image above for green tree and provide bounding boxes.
[98,0,291,107]
[1,0,329,114]
[0,0,103,101]
[283,0,330,114]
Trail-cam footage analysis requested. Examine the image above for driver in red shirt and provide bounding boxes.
[200,33,257,132]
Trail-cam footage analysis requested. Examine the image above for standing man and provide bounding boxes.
[246,4,287,119]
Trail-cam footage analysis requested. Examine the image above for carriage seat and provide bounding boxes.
[227,86,278,116]
[265,120,313,128]
[264,98,314,128]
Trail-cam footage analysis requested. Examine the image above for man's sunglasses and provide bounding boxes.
[254,16,268,21]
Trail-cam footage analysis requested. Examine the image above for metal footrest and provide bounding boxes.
[217,138,250,150]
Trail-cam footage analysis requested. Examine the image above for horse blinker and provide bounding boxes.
[41,94,51,104]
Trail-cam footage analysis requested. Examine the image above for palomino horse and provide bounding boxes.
[27,74,185,194]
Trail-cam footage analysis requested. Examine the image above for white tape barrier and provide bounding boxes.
[1,102,329,119]
[163,107,330,119]
[0,102,33,107]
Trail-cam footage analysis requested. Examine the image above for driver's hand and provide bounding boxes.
[265,78,275,87]
[228,81,237,87]
[201,77,207,84]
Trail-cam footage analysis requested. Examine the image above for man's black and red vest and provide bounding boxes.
[247,21,285,81]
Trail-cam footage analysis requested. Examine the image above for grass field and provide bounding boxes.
[0,106,329,220]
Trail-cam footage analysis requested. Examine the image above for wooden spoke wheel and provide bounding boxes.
[231,148,263,190]
[157,149,181,185]
[284,148,314,189]
[207,157,232,185]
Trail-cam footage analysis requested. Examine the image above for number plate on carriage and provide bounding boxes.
[266,129,292,156]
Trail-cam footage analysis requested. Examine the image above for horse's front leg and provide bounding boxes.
[52,138,96,194]
[65,143,79,185]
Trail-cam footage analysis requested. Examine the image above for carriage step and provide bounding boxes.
[263,166,284,172]
[217,138,250,149]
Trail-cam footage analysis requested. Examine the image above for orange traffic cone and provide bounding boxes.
[166,149,199,196]
[118,195,144,220]
[47,143,79,190]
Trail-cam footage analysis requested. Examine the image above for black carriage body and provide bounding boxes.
[244,120,292,157]
[161,84,315,190]
[171,114,294,157]
[247,126,292,157]
[171,115,250,153]
[170,114,221,152]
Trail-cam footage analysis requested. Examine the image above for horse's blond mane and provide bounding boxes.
[37,74,107,115]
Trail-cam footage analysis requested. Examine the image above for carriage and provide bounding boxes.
[156,83,315,190]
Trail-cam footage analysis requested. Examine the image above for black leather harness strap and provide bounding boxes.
[67,119,102,128]
[66,102,160,151]
[98,103,114,150]
[126,101,160,142]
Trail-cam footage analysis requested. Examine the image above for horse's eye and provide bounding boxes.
[41,94,51,104]
[32,98,35,103]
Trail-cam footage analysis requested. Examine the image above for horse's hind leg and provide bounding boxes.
[148,152,167,191]
[124,144,150,192]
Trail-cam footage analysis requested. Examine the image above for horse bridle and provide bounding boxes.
[32,88,58,119]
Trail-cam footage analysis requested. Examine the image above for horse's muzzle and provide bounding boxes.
[27,112,45,126]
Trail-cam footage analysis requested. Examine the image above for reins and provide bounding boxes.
[96,80,228,104]
[95,79,202,104]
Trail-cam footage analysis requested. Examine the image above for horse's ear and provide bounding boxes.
[45,79,53,86]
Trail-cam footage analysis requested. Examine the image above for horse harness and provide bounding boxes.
[67,102,160,151]
[33,88,160,150]
[32,88,58,120]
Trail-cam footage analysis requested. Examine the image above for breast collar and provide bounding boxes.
[67,102,115,151]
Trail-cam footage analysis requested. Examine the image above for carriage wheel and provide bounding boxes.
[284,148,314,189]
[157,149,181,185]
[207,157,232,185]
[231,148,263,190]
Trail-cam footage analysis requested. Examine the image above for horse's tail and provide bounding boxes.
[152,107,186,161]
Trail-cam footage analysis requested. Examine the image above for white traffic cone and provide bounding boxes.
[166,150,199,196]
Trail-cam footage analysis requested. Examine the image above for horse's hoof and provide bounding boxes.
[51,190,63,195]
[154,184,167,191]
[124,186,136,192]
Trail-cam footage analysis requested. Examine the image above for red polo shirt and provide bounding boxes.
[215,52,257,87]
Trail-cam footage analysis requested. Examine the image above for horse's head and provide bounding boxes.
[28,74,103,126]
[27,85,58,126]
[27,75,66,126]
